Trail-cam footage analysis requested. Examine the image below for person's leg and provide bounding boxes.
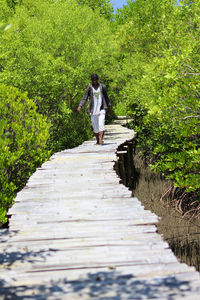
[91,115,99,144]
[98,110,106,144]
[95,133,99,144]
[99,131,104,144]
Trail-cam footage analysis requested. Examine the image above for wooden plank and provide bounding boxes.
[0,232,165,250]
[0,122,200,300]
[0,240,170,254]
[5,262,196,285]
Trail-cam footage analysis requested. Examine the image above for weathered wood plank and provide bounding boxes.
[0,121,200,299]
[4,262,196,285]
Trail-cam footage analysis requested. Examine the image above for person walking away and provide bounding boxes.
[77,74,111,145]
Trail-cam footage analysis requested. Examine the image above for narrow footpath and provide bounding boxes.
[0,121,200,299]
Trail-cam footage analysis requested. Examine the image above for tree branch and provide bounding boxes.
[178,73,200,79]
[182,115,200,120]
[183,63,198,72]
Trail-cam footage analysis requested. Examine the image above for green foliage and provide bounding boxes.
[6,0,19,9]
[114,0,200,193]
[0,84,50,223]
[77,0,114,20]
[0,0,12,21]
[114,100,127,116]
[0,0,117,152]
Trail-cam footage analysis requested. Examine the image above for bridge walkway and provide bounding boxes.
[0,121,200,299]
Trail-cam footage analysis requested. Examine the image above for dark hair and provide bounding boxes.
[91,73,99,80]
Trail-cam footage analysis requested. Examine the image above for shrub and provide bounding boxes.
[114,0,200,194]
[0,84,50,223]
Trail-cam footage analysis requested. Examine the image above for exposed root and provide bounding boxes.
[160,185,200,219]
[160,184,173,202]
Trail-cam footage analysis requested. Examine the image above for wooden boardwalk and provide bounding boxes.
[0,121,200,299]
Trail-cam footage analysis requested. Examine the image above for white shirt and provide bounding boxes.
[92,86,102,115]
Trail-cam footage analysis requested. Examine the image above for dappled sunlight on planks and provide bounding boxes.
[0,120,200,299]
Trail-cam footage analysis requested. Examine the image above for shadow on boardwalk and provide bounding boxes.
[0,270,196,299]
[0,248,54,268]
[0,123,199,299]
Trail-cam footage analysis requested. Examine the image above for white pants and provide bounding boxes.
[91,110,105,133]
